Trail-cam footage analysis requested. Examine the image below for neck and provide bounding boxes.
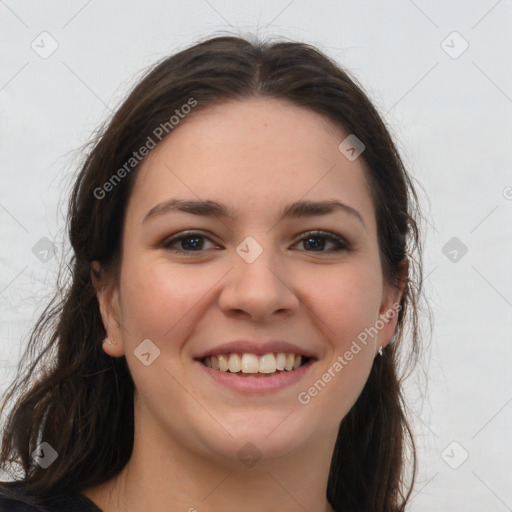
[84,406,338,512]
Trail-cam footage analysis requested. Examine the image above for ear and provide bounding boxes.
[376,258,408,352]
[91,261,125,358]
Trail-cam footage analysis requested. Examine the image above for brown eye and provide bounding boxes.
[162,232,219,253]
[294,231,349,253]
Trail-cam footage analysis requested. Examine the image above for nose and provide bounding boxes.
[218,244,299,323]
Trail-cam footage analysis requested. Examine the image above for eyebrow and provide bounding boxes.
[143,198,366,229]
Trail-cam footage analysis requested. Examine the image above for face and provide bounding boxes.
[96,98,403,466]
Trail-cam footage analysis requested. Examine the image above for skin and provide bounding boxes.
[85,98,406,512]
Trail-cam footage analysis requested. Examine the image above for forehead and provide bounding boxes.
[127,98,376,230]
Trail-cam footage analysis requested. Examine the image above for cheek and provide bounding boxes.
[121,255,230,356]
[295,261,381,418]
[117,259,213,397]
[118,257,225,346]
[310,259,383,345]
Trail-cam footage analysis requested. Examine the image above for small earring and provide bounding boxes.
[104,337,116,345]
[378,346,383,357]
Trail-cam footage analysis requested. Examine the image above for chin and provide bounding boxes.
[201,410,319,464]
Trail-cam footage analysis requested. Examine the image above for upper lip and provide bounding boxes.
[193,340,318,360]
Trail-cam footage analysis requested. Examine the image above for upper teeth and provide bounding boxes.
[203,353,303,373]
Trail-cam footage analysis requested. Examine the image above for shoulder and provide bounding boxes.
[0,483,39,512]
[0,493,44,512]
[0,483,103,512]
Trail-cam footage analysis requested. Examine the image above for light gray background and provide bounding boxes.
[1,1,511,510]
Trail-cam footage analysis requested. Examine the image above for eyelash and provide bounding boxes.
[161,230,350,254]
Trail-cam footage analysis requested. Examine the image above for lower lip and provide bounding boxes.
[195,360,315,394]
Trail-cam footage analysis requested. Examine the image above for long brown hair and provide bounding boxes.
[0,34,426,511]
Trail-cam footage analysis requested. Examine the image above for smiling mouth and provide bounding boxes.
[199,353,312,377]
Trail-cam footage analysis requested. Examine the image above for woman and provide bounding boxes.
[0,34,424,511]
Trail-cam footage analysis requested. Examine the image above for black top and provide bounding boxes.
[0,488,103,512]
